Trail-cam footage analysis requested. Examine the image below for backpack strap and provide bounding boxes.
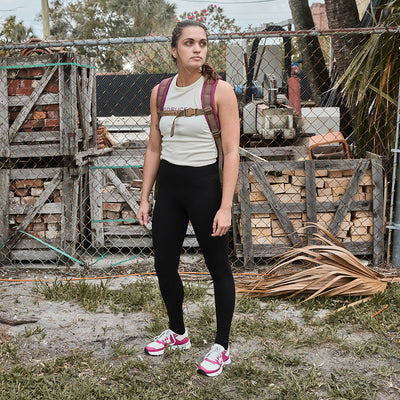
[202,78,223,183]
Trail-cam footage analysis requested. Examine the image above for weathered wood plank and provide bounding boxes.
[305,159,318,242]
[328,159,370,236]
[102,191,141,203]
[10,144,61,158]
[250,200,372,214]
[0,66,9,157]
[244,146,309,158]
[89,167,105,247]
[11,131,60,143]
[10,165,61,180]
[92,155,145,167]
[239,163,254,267]
[77,68,90,150]
[8,93,59,107]
[1,54,58,67]
[235,241,373,258]
[103,236,198,248]
[105,168,152,232]
[10,203,62,215]
[9,65,58,142]
[371,159,385,265]
[10,249,59,261]
[59,64,78,155]
[104,225,149,235]
[61,167,79,258]
[250,162,302,246]
[0,66,10,248]
[13,238,61,249]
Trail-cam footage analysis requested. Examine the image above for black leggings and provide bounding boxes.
[152,160,235,349]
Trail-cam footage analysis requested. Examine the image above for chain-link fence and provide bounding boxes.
[0,27,398,272]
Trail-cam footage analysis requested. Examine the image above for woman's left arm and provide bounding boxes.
[212,80,240,237]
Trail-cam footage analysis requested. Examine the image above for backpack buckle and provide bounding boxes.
[203,106,213,115]
[184,108,196,117]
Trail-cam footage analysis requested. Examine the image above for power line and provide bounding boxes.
[178,0,277,4]
[0,7,23,12]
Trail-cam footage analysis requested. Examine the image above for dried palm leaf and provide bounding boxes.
[236,224,400,302]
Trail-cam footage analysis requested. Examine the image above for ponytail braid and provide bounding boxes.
[201,63,219,82]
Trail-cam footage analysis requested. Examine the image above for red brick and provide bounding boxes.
[46,110,59,119]
[44,83,59,93]
[32,111,46,120]
[26,68,45,78]
[32,223,46,232]
[103,202,123,212]
[20,79,33,89]
[7,80,20,95]
[43,215,61,223]
[42,104,59,111]
[15,215,25,224]
[15,87,34,96]
[21,196,36,205]
[15,179,43,188]
[9,111,20,120]
[21,119,45,129]
[45,119,60,127]
[15,188,30,197]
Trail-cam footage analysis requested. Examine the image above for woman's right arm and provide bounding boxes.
[137,85,162,226]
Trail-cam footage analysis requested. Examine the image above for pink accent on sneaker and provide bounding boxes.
[197,344,231,377]
[145,329,191,356]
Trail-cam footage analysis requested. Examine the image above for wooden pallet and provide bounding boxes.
[88,148,199,250]
[0,53,96,158]
[233,158,385,266]
[0,167,79,262]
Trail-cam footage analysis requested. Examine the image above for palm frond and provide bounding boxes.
[235,225,400,302]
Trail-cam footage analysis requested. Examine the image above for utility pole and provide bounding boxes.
[41,0,50,40]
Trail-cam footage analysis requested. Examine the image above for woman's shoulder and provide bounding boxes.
[215,79,235,96]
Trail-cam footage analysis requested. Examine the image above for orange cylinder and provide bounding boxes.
[289,76,301,117]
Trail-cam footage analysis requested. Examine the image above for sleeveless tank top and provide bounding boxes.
[158,75,218,167]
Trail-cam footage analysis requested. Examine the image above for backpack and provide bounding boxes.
[156,76,223,182]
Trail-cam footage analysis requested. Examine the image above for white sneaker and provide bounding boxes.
[144,328,191,356]
[197,343,231,377]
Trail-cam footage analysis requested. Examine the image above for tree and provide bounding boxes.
[324,0,362,76]
[0,16,34,44]
[126,5,242,74]
[49,0,176,71]
[288,0,330,104]
[177,5,242,73]
[338,0,400,157]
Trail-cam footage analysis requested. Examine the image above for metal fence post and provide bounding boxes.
[389,71,400,267]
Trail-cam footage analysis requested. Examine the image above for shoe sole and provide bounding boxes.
[145,341,191,356]
[197,358,231,377]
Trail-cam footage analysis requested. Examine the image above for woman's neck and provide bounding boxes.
[176,70,202,87]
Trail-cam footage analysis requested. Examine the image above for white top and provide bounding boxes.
[158,75,218,167]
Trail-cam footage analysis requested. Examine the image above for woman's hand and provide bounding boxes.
[212,207,231,237]
[137,200,152,226]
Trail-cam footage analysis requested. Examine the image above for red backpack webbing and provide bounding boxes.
[156,77,223,181]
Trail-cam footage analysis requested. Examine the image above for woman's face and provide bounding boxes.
[172,26,208,71]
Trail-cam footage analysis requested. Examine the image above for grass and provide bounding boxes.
[1,278,399,399]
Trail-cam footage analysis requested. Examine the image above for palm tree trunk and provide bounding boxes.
[324,0,362,75]
[289,0,331,104]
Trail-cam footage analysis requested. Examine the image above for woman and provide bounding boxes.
[137,19,240,377]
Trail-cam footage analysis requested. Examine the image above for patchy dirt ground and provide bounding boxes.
[1,260,400,399]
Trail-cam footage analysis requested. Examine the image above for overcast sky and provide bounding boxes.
[0,0,323,39]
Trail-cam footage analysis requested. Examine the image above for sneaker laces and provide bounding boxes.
[204,344,224,363]
[153,329,173,344]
